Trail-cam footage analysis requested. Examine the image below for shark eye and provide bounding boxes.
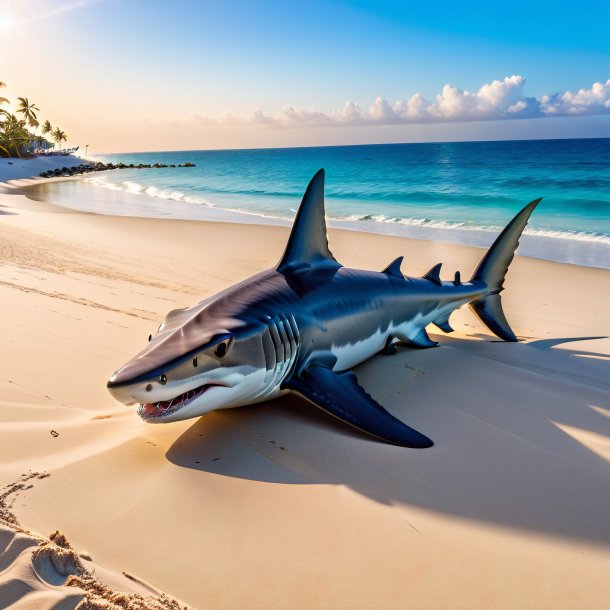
[159,373,167,385]
[215,342,227,358]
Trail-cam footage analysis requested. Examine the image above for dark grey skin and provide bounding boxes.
[107,169,540,448]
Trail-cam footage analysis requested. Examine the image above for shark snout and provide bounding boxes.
[106,363,178,404]
[107,374,159,406]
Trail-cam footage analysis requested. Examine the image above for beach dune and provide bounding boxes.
[0,177,609,608]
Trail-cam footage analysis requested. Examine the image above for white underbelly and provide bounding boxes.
[331,327,387,371]
[329,304,459,371]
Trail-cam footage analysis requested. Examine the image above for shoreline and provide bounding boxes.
[86,139,610,271]
[0,176,609,608]
[2,150,609,270]
[12,174,607,274]
[11,171,610,270]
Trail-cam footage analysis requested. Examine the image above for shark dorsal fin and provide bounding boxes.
[277,169,341,276]
[382,256,404,279]
[423,263,442,285]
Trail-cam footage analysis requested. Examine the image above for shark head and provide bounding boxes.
[107,299,270,423]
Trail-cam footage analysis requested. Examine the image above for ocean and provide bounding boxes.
[29,138,610,269]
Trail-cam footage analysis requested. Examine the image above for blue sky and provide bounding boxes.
[1,0,608,151]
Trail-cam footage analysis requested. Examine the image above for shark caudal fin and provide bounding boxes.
[469,198,541,342]
[277,169,341,275]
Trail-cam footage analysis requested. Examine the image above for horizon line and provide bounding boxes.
[93,134,610,156]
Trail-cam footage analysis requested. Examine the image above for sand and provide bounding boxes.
[0,172,609,609]
[0,155,86,183]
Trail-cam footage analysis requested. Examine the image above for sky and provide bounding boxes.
[0,0,609,153]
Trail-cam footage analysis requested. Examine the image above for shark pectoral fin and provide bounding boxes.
[400,329,438,348]
[432,312,454,333]
[286,364,433,448]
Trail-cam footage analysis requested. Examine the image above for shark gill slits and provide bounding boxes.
[159,374,167,385]
[148,334,152,342]
[215,342,227,358]
[193,357,198,368]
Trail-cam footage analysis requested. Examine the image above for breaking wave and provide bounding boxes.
[332,213,610,244]
[86,177,216,207]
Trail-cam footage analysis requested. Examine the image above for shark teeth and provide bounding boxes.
[138,384,216,420]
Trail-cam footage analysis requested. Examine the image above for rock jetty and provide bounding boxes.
[38,161,196,179]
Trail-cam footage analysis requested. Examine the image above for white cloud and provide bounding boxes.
[186,77,610,129]
[541,79,610,116]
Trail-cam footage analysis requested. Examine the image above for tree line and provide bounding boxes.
[0,80,67,157]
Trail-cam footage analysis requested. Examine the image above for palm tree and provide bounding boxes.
[0,84,66,157]
[52,127,67,152]
[0,114,31,157]
[40,119,53,152]
[16,97,40,129]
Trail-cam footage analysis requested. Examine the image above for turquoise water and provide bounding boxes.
[39,139,610,268]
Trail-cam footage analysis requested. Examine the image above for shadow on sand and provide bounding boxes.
[167,335,610,546]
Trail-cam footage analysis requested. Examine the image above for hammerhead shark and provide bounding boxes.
[107,169,539,448]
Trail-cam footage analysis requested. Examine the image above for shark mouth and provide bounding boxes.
[137,383,220,420]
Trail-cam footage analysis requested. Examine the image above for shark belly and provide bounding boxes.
[328,294,474,371]
[330,326,387,371]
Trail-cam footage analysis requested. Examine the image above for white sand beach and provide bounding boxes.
[0,172,609,609]
[0,155,86,183]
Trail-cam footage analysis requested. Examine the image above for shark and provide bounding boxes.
[107,169,540,448]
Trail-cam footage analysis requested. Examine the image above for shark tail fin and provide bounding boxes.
[469,198,541,342]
